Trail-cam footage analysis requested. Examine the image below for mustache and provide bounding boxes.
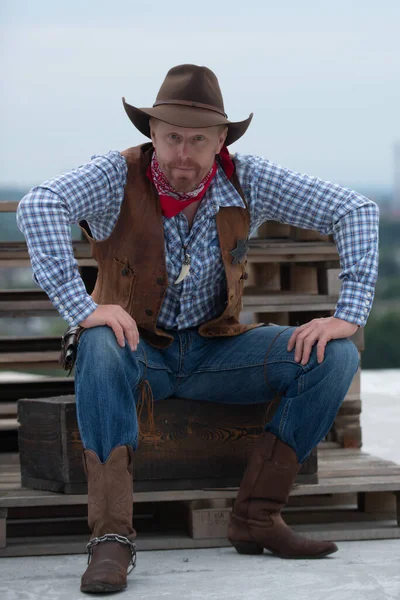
[169,162,199,169]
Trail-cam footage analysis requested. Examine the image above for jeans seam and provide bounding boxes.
[278,398,291,439]
[137,357,173,374]
[190,359,306,374]
[298,374,304,395]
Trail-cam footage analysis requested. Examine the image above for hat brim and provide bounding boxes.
[122,97,253,146]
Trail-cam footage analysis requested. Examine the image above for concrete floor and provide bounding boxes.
[0,370,399,599]
[0,541,400,600]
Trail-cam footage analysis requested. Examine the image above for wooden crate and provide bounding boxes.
[17,395,318,494]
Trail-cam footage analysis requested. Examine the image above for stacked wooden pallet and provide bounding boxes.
[1,445,400,557]
[0,202,395,558]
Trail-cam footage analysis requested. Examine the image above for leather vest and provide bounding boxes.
[80,143,262,348]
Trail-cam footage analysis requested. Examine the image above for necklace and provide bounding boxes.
[174,244,191,284]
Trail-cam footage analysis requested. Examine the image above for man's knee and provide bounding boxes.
[77,325,132,372]
[324,337,360,378]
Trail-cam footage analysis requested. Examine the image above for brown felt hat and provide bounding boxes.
[122,64,253,146]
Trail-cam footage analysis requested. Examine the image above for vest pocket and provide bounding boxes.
[113,258,135,310]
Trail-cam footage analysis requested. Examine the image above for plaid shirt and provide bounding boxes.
[17,150,379,328]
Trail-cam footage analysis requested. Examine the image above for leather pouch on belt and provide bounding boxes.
[59,325,84,375]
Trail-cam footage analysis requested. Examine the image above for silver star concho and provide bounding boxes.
[230,238,249,265]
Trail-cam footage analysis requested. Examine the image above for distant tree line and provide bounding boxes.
[363,218,400,369]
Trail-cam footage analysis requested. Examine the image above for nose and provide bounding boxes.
[177,140,190,162]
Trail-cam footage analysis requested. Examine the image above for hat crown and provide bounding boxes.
[154,64,226,116]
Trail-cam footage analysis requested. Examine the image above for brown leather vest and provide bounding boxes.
[80,143,262,348]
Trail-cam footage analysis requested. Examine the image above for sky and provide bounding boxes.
[1,0,400,190]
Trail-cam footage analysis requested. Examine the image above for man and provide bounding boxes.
[17,64,379,594]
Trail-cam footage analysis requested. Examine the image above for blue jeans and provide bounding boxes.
[75,325,359,464]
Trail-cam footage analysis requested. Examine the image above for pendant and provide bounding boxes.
[174,253,191,284]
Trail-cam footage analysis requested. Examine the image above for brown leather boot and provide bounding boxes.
[228,432,338,559]
[80,445,137,594]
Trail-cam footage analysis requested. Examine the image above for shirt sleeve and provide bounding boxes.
[16,150,128,325]
[235,153,380,327]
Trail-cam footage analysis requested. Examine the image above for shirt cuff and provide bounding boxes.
[48,279,98,326]
[334,279,375,327]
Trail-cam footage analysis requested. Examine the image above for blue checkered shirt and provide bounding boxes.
[17,150,379,328]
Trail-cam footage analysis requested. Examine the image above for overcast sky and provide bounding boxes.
[1,0,399,190]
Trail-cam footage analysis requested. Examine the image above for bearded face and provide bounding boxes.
[150,119,227,193]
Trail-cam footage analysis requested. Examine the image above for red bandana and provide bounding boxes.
[147,146,235,218]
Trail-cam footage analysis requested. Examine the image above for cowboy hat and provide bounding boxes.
[122,64,253,146]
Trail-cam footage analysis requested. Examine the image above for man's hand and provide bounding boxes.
[80,305,139,351]
[287,316,358,365]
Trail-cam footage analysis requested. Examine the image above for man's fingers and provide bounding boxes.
[287,323,311,351]
[125,320,139,351]
[119,313,139,351]
[109,320,125,348]
[299,332,320,365]
[316,339,328,363]
[294,332,308,362]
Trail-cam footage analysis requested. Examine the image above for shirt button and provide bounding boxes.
[59,304,64,310]
[364,301,369,306]
[363,308,368,313]
[367,292,372,298]
[54,296,59,302]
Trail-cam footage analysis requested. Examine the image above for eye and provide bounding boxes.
[168,133,180,141]
[194,135,205,141]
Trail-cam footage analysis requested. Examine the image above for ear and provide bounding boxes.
[149,118,157,145]
[216,126,228,153]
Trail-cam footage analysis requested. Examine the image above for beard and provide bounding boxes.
[161,161,210,193]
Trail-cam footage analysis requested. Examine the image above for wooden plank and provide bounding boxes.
[0,298,338,315]
[0,377,74,402]
[0,202,19,212]
[2,472,400,509]
[0,419,18,431]
[0,291,338,316]
[396,492,400,526]
[357,491,397,514]
[243,291,337,312]
[292,229,330,242]
[319,467,400,478]
[0,453,20,465]
[257,222,292,238]
[0,241,94,268]
[0,258,96,268]
[292,521,400,542]
[0,508,7,549]
[291,476,400,496]
[0,351,60,365]
[0,239,339,270]
[0,404,18,417]
[1,519,400,558]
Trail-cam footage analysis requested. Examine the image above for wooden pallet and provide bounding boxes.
[1,447,400,557]
[0,237,339,269]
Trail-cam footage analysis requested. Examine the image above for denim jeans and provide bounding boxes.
[75,325,359,464]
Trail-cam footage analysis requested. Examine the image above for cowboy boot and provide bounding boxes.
[80,445,137,594]
[227,432,338,558]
